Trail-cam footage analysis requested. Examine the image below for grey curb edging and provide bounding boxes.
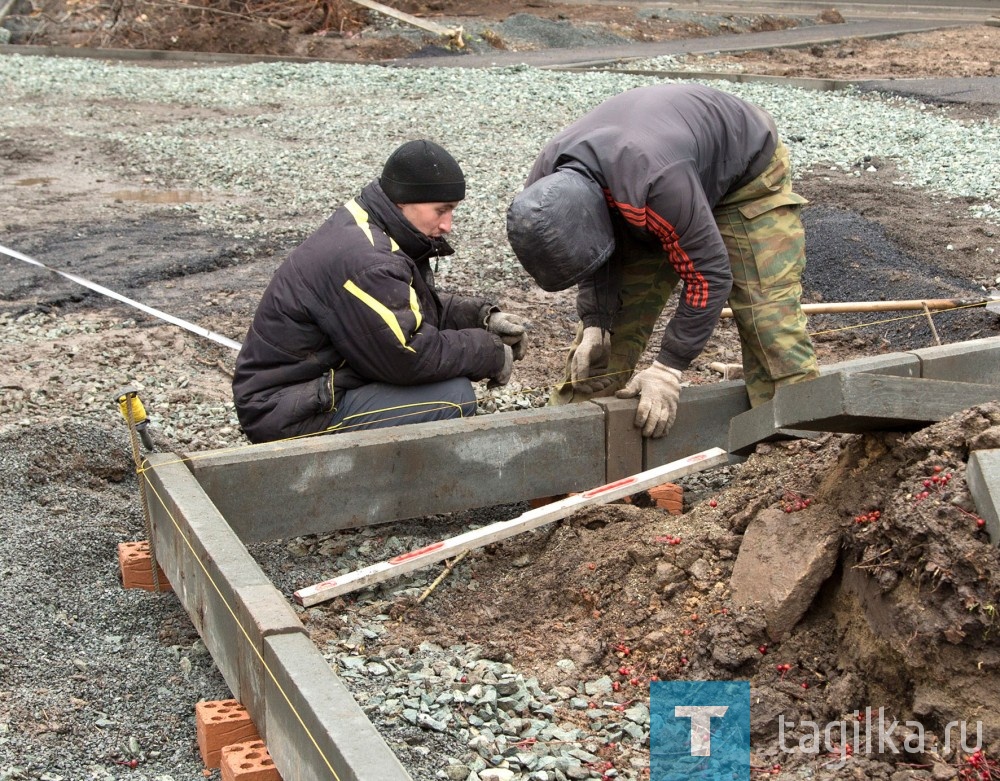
[144,453,412,781]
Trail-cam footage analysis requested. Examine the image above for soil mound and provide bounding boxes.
[383,404,1000,776]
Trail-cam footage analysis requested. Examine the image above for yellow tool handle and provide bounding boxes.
[115,388,147,424]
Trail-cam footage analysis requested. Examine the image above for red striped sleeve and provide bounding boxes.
[604,191,709,309]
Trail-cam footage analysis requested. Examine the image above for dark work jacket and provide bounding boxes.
[232,181,504,444]
[524,83,785,371]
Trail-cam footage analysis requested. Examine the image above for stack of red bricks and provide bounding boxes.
[118,547,281,779]
[196,699,281,781]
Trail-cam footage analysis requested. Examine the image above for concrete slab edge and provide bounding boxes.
[265,632,412,781]
[143,453,411,781]
[187,404,606,543]
[729,342,1000,452]
[967,449,1000,546]
[772,373,1000,431]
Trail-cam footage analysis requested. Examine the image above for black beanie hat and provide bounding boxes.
[381,140,466,204]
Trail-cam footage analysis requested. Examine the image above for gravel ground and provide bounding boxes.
[1,42,998,781]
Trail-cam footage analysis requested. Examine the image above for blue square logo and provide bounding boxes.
[650,680,750,781]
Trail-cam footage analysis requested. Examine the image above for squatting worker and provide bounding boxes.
[506,83,819,439]
[233,139,528,444]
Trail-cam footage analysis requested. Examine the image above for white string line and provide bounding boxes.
[0,242,243,352]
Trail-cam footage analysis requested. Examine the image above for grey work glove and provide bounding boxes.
[615,361,683,438]
[570,326,613,395]
[487,344,514,389]
[486,311,530,361]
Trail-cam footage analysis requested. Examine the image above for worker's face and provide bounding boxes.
[399,201,459,238]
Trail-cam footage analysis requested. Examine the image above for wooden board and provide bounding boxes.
[294,447,728,607]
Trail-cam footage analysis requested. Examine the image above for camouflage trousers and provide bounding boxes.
[550,140,820,408]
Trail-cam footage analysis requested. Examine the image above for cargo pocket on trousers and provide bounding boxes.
[737,191,808,220]
[734,193,810,292]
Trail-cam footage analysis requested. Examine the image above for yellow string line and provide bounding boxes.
[547,302,985,388]
[138,465,343,781]
[806,301,983,337]
[323,399,467,433]
[149,400,476,470]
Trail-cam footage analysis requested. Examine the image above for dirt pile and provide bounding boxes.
[692,25,1000,80]
[376,404,1000,777]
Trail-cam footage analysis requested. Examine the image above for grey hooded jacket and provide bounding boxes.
[521,83,779,371]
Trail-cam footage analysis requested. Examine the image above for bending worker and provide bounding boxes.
[506,82,819,439]
[233,139,527,444]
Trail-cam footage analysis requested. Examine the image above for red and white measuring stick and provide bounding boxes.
[293,447,728,608]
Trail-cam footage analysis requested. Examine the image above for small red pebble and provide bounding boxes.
[690,613,699,621]
[801,682,809,689]
[709,499,718,508]
[612,681,621,691]
[933,465,943,473]
[758,645,768,654]
[630,677,640,686]
[587,562,596,570]
[977,518,986,528]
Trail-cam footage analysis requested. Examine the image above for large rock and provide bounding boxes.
[730,507,840,640]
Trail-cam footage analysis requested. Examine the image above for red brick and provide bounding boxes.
[117,541,171,591]
[196,699,260,769]
[648,483,683,514]
[220,740,282,781]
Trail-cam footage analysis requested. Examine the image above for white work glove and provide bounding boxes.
[570,326,613,394]
[486,311,530,361]
[488,344,514,389]
[615,361,683,438]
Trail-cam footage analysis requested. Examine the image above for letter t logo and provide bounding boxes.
[674,705,729,756]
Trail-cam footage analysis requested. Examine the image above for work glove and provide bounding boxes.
[615,361,683,438]
[486,311,530,361]
[570,326,613,395]
[488,344,514,389]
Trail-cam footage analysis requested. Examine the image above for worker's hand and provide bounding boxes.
[570,326,613,394]
[488,344,514,389]
[615,361,683,438]
[486,312,530,361]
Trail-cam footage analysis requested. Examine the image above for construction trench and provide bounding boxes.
[133,337,1000,781]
